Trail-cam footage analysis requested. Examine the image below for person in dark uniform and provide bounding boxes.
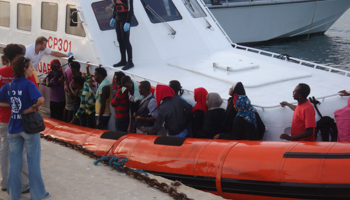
[110,0,134,70]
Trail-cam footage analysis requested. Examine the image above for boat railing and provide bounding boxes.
[232,43,350,76]
[0,42,345,111]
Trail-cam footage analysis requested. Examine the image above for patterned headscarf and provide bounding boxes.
[235,95,258,129]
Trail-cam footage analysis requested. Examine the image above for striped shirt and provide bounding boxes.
[111,87,129,121]
[76,74,95,118]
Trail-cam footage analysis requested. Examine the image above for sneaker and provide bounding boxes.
[122,62,134,70]
[22,188,30,194]
[40,192,50,199]
[1,188,6,192]
[113,61,126,67]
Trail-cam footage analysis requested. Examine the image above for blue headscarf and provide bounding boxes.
[235,95,258,129]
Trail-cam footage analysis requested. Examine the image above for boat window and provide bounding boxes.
[141,0,182,23]
[41,2,58,31]
[17,4,32,31]
[65,5,86,37]
[181,0,207,18]
[91,1,138,31]
[0,1,10,27]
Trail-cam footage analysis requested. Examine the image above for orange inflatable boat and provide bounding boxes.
[42,117,350,200]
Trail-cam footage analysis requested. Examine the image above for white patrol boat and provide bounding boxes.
[206,0,350,44]
[0,0,349,141]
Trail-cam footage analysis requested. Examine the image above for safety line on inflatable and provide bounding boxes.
[40,134,193,200]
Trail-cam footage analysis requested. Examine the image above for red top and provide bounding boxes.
[156,85,174,108]
[27,74,38,89]
[111,87,129,120]
[0,66,38,123]
[192,87,208,113]
[291,100,316,141]
[0,66,13,123]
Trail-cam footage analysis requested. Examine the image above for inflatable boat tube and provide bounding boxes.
[42,117,350,200]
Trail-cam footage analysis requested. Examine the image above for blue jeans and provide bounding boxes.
[7,132,47,200]
[168,129,188,137]
[115,120,129,132]
[96,116,111,130]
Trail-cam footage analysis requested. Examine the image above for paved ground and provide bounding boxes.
[0,139,226,200]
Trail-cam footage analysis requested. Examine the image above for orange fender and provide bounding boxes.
[43,118,350,200]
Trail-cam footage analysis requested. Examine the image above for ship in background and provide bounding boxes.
[205,0,350,44]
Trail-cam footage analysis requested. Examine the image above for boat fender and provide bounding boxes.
[100,131,128,140]
[154,136,186,146]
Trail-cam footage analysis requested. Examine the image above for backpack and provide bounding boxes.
[309,97,338,141]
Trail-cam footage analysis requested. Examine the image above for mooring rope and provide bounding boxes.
[40,134,192,200]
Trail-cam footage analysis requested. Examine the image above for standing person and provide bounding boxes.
[280,83,316,141]
[197,93,225,139]
[70,76,96,128]
[121,76,143,132]
[63,61,85,124]
[140,85,192,137]
[0,44,33,194]
[214,95,265,140]
[94,67,111,129]
[110,0,134,70]
[25,36,73,69]
[221,82,246,134]
[25,36,73,85]
[0,56,49,200]
[192,87,208,138]
[134,81,158,134]
[111,72,130,132]
[41,59,65,121]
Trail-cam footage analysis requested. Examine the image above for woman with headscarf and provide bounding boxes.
[192,87,208,138]
[215,95,265,140]
[221,82,246,134]
[140,85,192,137]
[197,93,225,139]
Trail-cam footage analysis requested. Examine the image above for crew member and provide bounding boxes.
[110,0,134,70]
[25,36,73,85]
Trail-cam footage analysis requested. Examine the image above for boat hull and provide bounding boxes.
[208,0,350,44]
[42,117,350,200]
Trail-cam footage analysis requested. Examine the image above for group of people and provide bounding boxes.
[0,32,349,200]
[0,37,73,200]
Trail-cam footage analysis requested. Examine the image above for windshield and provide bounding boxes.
[141,0,182,23]
[92,1,138,31]
[181,0,207,18]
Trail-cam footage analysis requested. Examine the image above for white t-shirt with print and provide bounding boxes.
[25,44,52,69]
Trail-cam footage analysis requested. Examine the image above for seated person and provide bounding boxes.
[134,81,158,134]
[140,85,192,137]
[221,82,246,134]
[169,80,185,101]
[192,87,208,138]
[280,83,315,141]
[70,76,96,128]
[335,96,350,142]
[41,59,65,121]
[111,72,130,132]
[197,93,225,139]
[215,95,265,140]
